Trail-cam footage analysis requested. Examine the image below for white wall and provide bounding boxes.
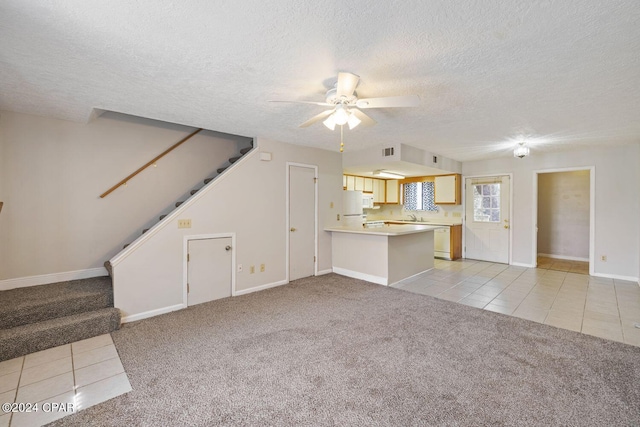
[462,144,640,280]
[0,111,250,282]
[111,137,343,320]
[537,170,590,260]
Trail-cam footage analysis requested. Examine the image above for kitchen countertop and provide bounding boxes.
[325,223,446,236]
[382,220,462,226]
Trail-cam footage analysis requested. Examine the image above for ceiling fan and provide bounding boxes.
[270,72,420,130]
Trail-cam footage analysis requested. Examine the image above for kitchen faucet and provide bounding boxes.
[408,214,417,222]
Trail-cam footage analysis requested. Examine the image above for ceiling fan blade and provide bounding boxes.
[336,72,360,98]
[299,110,334,127]
[356,95,420,109]
[269,100,332,107]
[351,109,377,127]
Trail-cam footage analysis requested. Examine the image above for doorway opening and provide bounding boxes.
[533,167,595,275]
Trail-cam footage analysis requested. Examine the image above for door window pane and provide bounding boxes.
[473,184,500,222]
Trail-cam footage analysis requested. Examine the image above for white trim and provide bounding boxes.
[121,303,185,323]
[389,268,434,287]
[183,233,236,306]
[316,268,333,276]
[109,143,257,268]
[532,166,595,275]
[538,253,589,262]
[462,173,513,264]
[332,267,387,286]
[510,262,536,268]
[591,272,639,282]
[233,279,288,296]
[286,162,319,282]
[0,267,108,291]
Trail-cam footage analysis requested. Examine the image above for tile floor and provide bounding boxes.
[0,334,131,427]
[394,259,640,347]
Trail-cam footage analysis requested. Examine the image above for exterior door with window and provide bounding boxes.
[465,176,510,263]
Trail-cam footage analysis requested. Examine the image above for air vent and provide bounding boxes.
[382,147,395,157]
[433,156,438,164]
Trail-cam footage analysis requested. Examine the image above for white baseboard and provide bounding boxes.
[316,269,333,276]
[233,279,288,296]
[389,268,434,287]
[510,262,536,268]
[332,267,387,286]
[538,253,589,262]
[0,267,108,291]
[120,303,185,323]
[591,272,639,283]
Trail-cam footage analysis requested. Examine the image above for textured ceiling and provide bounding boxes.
[1,1,639,161]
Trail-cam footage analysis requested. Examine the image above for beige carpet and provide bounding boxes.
[51,274,640,426]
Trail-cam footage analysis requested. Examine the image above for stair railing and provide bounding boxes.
[100,128,203,198]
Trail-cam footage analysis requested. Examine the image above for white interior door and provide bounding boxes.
[465,176,510,263]
[289,165,316,281]
[187,237,232,306]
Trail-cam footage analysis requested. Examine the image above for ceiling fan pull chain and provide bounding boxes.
[340,125,344,152]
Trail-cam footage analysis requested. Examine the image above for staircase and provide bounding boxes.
[0,277,120,361]
[117,142,253,251]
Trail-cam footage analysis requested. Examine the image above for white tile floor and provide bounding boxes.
[394,259,640,347]
[0,334,131,427]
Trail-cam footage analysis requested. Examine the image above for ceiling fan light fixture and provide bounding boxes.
[513,142,530,158]
[323,114,336,130]
[347,113,361,130]
[333,105,349,125]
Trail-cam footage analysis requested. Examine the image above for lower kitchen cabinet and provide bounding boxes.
[434,224,462,260]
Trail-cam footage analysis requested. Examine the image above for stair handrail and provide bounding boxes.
[100,128,203,198]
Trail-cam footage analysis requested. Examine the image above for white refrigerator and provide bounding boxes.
[342,190,365,227]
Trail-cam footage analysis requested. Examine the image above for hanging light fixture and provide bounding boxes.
[513,141,530,158]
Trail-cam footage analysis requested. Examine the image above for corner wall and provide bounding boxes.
[111,137,343,320]
[462,144,640,280]
[0,111,249,283]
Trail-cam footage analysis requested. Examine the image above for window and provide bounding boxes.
[404,181,438,211]
[472,183,500,222]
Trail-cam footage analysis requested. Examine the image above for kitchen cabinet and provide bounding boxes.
[345,175,355,191]
[434,174,461,205]
[373,179,386,203]
[355,176,365,191]
[386,180,400,204]
[363,178,374,193]
[434,225,462,260]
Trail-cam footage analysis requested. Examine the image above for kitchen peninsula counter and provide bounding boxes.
[325,224,444,286]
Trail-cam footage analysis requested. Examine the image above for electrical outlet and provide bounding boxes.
[337,214,340,221]
[237,264,243,272]
[250,265,255,274]
[444,211,449,217]
[260,264,265,272]
[178,219,192,229]
[601,255,607,262]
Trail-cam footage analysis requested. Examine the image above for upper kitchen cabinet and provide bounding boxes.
[354,176,365,191]
[363,178,374,193]
[434,174,461,204]
[373,179,386,203]
[345,175,355,191]
[386,180,400,204]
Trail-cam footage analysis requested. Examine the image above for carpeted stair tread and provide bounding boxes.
[190,189,198,195]
[204,178,213,184]
[216,167,227,174]
[228,156,241,163]
[239,147,252,155]
[0,276,113,330]
[0,308,120,361]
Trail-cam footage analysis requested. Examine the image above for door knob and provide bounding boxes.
[504,225,509,229]
[225,245,231,251]
[290,227,296,232]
